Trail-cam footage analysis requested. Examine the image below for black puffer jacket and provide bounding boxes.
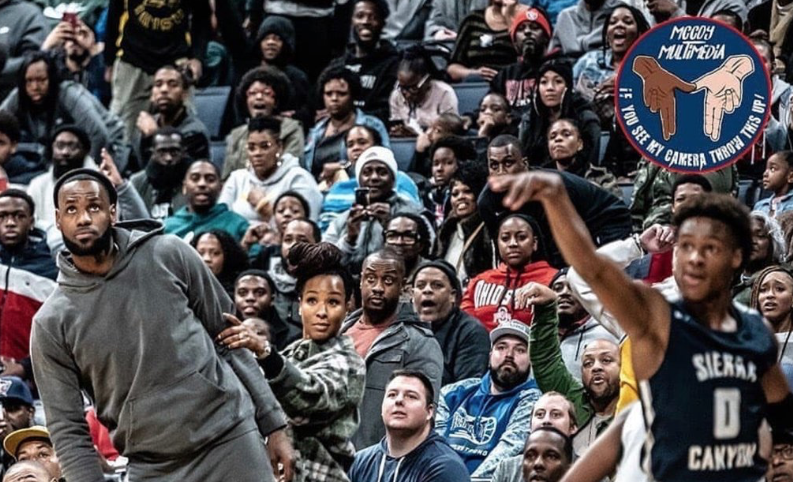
[436,211,494,286]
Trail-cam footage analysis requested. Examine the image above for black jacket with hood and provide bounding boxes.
[436,211,494,285]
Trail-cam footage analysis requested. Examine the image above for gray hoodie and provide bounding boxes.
[31,222,286,481]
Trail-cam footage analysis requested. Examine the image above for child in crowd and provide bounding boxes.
[755,151,793,218]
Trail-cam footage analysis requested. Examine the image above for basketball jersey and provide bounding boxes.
[638,301,777,482]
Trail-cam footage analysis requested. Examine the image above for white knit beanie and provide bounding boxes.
[355,146,398,181]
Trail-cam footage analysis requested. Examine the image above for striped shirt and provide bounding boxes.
[450,10,517,71]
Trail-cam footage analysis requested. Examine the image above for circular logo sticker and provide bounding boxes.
[615,17,771,173]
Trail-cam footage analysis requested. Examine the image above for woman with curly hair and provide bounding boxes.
[191,229,249,295]
[219,242,365,482]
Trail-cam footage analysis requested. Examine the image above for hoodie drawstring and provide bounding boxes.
[377,452,405,482]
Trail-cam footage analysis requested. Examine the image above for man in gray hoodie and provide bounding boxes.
[31,169,294,482]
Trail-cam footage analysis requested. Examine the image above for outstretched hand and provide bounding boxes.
[488,171,564,211]
[633,56,696,141]
[514,282,557,310]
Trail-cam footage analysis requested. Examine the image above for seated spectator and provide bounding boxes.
[527,283,620,454]
[412,260,490,386]
[477,93,518,142]
[219,117,322,226]
[547,118,620,197]
[734,212,787,304]
[446,0,518,82]
[341,250,443,448]
[242,191,312,251]
[521,428,574,482]
[328,0,399,123]
[437,160,493,286]
[573,4,649,129]
[550,0,623,59]
[711,9,743,30]
[304,66,390,180]
[0,190,57,383]
[383,212,433,295]
[0,52,111,161]
[436,321,541,478]
[479,136,632,267]
[0,111,45,186]
[0,0,47,100]
[425,0,487,41]
[551,269,617,378]
[1,460,52,482]
[233,269,297,350]
[164,160,249,242]
[129,127,190,221]
[389,46,459,137]
[0,376,35,468]
[750,266,793,365]
[519,61,600,168]
[3,426,62,480]
[220,242,366,482]
[754,151,793,218]
[349,370,469,481]
[461,213,557,331]
[132,65,210,168]
[491,6,554,112]
[427,136,478,225]
[323,146,424,270]
[190,230,249,295]
[491,391,579,482]
[319,126,420,230]
[768,428,793,482]
[412,112,468,177]
[646,0,746,24]
[221,67,306,180]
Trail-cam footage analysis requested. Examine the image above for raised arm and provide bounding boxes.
[489,172,671,379]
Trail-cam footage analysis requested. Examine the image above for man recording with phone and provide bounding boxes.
[323,146,424,272]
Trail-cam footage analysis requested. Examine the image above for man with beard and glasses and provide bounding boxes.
[328,0,399,123]
[551,269,618,379]
[435,320,541,479]
[163,160,249,242]
[341,249,443,449]
[31,169,294,482]
[491,7,554,112]
[523,281,620,454]
[130,128,190,220]
[132,65,210,170]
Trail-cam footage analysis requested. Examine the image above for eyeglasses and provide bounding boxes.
[397,75,430,95]
[774,445,793,461]
[384,230,419,245]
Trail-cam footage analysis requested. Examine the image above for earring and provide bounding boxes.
[276,152,282,167]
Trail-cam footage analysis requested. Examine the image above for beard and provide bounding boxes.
[67,49,90,65]
[490,361,529,392]
[363,295,400,325]
[147,158,189,191]
[586,377,618,406]
[53,157,85,180]
[63,224,113,257]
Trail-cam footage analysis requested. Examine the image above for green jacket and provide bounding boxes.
[163,203,249,242]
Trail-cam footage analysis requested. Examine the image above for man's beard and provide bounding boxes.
[53,158,84,179]
[490,362,529,392]
[586,377,618,407]
[63,224,113,257]
[352,28,379,49]
[147,159,189,191]
[363,295,400,325]
[67,49,90,65]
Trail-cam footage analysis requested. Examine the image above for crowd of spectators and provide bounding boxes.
[1,0,793,481]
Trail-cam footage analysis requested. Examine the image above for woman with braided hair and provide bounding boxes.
[751,265,793,365]
[219,242,366,482]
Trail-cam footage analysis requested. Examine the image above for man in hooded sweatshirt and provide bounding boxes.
[30,169,294,482]
[348,370,469,482]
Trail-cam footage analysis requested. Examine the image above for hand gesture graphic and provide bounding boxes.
[694,55,754,142]
[633,56,697,141]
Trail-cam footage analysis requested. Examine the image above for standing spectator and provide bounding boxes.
[437,160,494,286]
[0,190,57,384]
[446,0,518,82]
[129,128,190,221]
[425,0,488,41]
[304,66,390,180]
[461,213,558,331]
[329,0,400,123]
[221,242,366,482]
[547,118,620,197]
[550,0,622,59]
[0,52,112,161]
[219,117,322,226]
[435,321,541,479]
[0,111,46,186]
[0,0,47,100]
[341,250,443,448]
[164,160,249,242]
[518,61,601,168]
[222,67,305,180]
[32,170,292,481]
[132,65,210,169]
[413,260,491,386]
[349,370,470,482]
[389,46,459,137]
[191,229,249,295]
[383,212,433,291]
[491,6,554,112]
[105,0,210,141]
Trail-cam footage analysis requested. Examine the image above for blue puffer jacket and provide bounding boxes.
[435,372,541,478]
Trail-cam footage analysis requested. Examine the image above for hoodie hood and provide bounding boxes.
[55,220,164,291]
[257,16,296,65]
[375,430,448,459]
[251,152,301,186]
